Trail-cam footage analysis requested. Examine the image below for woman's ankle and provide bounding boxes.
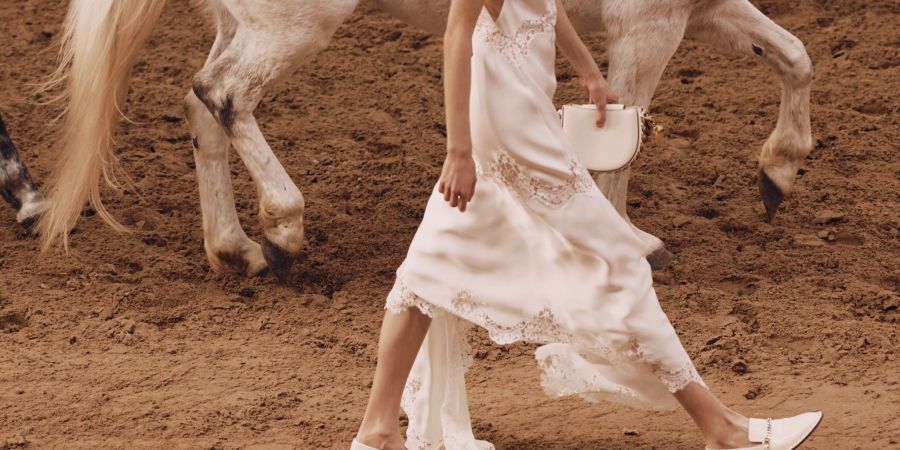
[356,420,402,447]
[704,412,751,449]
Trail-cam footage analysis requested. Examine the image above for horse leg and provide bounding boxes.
[191,0,358,279]
[184,4,266,276]
[0,112,46,229]
[600,2,691,270]
[686,0,813,221]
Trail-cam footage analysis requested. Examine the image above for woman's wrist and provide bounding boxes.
[569,44,603,81]
[447,143,473,157]
[578,66,605,85]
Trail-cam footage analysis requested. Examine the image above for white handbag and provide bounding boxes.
[559,104,646,173]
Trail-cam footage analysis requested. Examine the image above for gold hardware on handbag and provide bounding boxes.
[559,104,645,173]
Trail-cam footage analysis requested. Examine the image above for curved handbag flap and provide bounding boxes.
[560,104,642,172]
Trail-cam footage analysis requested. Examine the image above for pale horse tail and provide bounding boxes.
[39,0,167,251]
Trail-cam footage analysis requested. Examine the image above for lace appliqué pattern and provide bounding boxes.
[475,0,557,66]
[452,290,568,344]
[386,280,437,318]
[482,307,568,345]
[657,362,705,393]
[400,375,435,450]
[386,278,705,397]
[480,149,595,209]
[536,351,658,410]
[389,280,570,345]
[386,283,475,372]
[627,337,706,393]
[536,341,706,411]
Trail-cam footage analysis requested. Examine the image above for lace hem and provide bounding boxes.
[388,281,476,372]
[658,362,705,393]
[536,348,667,410]
[628,337,707,393]
[479,148,595,209]
[474,0,557,66]
[401,375,436,450]
[385,278,706,404]
[386,280,438,318]
[536,346,705,410]
[403,370,494,450]
[388,279,570,345]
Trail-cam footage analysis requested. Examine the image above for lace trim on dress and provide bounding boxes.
[388,280,571,345]
[475,0,557,66]
[627,337,707,393]
[536,349,664,410]
[400,375,435,450]
[480,149,595,209]
[387,281,476,371]
[385,278,705,395]
[657,362,705,393]
[387,280,438,318]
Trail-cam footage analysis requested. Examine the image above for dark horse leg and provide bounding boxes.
[0,112,45,229]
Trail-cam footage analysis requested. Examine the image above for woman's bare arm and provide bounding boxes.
[438,0,484,212]
[554,0,619,127]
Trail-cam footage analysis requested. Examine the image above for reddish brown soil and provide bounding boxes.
[1,0,898,449]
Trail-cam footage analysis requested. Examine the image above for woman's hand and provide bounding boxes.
[438,147,477,213]
[553,0,620,127]
[582,74,620,128]
[439,0,482,213]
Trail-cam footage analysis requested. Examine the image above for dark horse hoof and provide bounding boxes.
[18,214,39,232]
[263,239,294,282]
[758,168,785,223]
[647,247,675,271]
[15,209,47,239]
[262,238,300,282]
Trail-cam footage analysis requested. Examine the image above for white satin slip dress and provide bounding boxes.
[385,1,706,448]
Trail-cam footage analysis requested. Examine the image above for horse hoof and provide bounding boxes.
[245,255,269,278]
[262,238,299,282]
[205,236,269,277]
[647,247,675,271]
[758,168,784,223]
[15,196,47,232]
[17,214,40,233]
[17,211,51,239]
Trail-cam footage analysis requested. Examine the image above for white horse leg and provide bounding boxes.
[191,0,358,278]
[183,3,266,275]
[186,91,268,275]
[686,0,813,221]
[600,1,691,270]
[0,112,46,229]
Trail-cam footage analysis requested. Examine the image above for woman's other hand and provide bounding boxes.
[438,147,477,213]
[553,0,620,128]
[582,75,620,128]
[439,0,482,213]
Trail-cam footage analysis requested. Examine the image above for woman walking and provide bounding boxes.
[353,1,821,449]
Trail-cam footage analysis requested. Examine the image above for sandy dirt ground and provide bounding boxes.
[1,0,898,448]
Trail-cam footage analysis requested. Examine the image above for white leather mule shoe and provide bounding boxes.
[350,438,380,450]
[707,411,823,450]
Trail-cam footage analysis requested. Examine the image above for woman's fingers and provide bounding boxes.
[595,94,607,128]
[456,187,472,212]
[461,183,476,212]
[591,83,622,128]
[439,157,477,212]
[443,183,475,212]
